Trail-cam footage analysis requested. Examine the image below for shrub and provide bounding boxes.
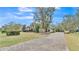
[35,26,39,33]
[1,30,6,33]
[6,31,20,36]
[69,30,76,33]
[34,24,40,33]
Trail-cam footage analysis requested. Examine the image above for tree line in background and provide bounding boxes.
[57,8,79,33]
[0,7,79,36]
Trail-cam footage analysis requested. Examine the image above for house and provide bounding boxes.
[22,25,33,32]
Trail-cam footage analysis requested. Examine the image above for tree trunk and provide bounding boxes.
[45,28,48,32]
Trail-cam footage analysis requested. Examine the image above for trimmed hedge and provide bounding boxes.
[1,30,6,33]
[6,31,20,36]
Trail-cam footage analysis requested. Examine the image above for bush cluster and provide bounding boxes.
[6,31,20,36]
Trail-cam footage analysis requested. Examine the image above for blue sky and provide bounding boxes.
[0,7,77,27]
[53,7,76,24]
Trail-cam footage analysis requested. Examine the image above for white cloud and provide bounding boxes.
[7,13,15,18]
[15,12,34,16]
[18,7,33,12]
[55,7,61,10]
[14,16,33,19]
[30,13,34,16]
[25,16,33,19]
[5,12,33,20]
[15,12,22,15]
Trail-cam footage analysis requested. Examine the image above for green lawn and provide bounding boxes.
[65,32,79,51]
[0,32,44,47]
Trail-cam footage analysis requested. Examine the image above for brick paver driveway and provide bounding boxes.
[0,32,68,51]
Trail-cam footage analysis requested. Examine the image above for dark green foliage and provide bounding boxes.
[34,23,40,33]
[1,30,6,33]
[6,31,20,36]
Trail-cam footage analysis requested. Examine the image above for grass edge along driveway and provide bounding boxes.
[65,32,79,51]
[0,32,45,47]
